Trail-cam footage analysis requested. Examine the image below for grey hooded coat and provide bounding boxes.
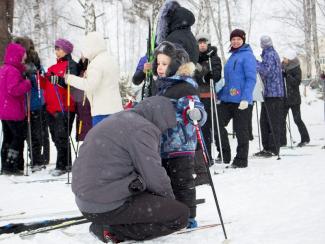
[72,96,177,213]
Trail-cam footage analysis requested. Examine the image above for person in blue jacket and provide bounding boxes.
[216,29,256,168]
[255,35,284,157]
[14,37,50,171]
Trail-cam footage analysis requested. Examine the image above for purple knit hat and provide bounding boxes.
[55,38,73,54]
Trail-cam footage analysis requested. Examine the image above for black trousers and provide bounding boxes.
[162,156,196,218]
[82,192,189,241]
[200,98,218,159]
[260,98,284,154]
[280,104,310,145]
[1,120,27,171]
[30,106,50,165]
[47,111,75,170]
[215,102,252,166]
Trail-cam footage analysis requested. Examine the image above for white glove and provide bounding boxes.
[187,108,202,122]
[238,100,248,110]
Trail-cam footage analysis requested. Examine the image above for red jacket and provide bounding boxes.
[41,55,78,114]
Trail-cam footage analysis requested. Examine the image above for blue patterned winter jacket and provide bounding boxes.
[219,44,256,104]
[257,46,284,98]
[157,74,207,159]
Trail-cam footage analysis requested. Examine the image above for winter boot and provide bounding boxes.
[253,150,275,158]
[50,168,67,177]
[89,223,121,243]
[6,148,21,174]
[297,140,310,147]
[1,143,10,173]
[187,218,198,229]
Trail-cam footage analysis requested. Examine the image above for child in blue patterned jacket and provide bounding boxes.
[152,41,207,228]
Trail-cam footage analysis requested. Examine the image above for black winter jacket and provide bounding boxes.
[195,46,222,94]
[283,59,302,105]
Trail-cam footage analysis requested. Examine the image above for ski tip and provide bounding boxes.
[222,239,231,244]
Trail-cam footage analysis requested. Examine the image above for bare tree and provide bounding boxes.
[195,0,211,36]
[78,0,96,34]
[208,0,226,64]
[224,0,233,35]
[0,0,14,64]
[303,0,313,78]
[311,0,321,80]
[247,0,254,43]
[33,0,42,51]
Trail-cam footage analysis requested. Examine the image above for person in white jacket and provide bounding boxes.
[66,32,123,126]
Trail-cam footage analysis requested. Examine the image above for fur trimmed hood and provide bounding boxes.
[176,62,196,77]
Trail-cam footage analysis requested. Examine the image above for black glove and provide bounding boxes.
[128,177,145,194]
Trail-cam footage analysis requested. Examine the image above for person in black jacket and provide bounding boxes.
[156,1,199,64]
[281,50,310,147]
[194,33,222,179]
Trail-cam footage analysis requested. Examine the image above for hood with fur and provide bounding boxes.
[81,32,107,61]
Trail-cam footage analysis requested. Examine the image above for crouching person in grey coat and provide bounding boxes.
[72,96,189,243]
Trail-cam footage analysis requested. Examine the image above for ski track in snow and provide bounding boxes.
[0,88,325,243]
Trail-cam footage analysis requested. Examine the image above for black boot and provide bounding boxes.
[89,223,121,243]
[1,143,10,173]
[6,148,22,174]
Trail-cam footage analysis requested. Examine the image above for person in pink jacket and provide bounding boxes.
[0,43,31,174]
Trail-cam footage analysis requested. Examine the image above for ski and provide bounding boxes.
[10,177,66,184]
[0,211,26,219]
[19,218,89,237]
[0,216,85,235]
[0,210,80,222]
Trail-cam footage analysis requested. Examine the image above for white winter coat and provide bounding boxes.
[67,32,123,116]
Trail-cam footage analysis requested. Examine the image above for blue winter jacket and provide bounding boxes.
[257,46,284,98]
[219,44,256,104]
[157,75,207,159]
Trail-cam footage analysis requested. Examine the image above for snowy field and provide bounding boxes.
[0,87,324,244]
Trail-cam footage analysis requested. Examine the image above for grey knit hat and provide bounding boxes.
[260,35,273,49]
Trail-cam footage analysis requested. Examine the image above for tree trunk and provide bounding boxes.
[224,0,232,35]
[84,0,96,34]
[33,0,42,52]
[0,0,14,64]
[303,0,312,79]
[207,0,226,64]
[195,0,210,36]
[310,0,321,81]
[247,0,254,43]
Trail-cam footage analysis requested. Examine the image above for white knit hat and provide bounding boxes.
[283,49,297,60]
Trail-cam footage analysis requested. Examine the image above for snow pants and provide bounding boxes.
[82,192,189,241]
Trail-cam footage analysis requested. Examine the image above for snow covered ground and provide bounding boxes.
[0,87,324,244]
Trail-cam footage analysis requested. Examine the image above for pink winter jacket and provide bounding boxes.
[0,43,31,121]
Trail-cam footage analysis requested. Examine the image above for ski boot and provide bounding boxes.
[187,218,198,229]
[89,223,121,243]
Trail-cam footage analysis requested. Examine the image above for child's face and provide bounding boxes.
[55,47,67,59]
[157,53,171,77]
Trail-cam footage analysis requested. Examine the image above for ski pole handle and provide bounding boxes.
[188,100,198,125]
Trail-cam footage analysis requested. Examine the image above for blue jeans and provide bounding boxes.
[92,115,110,127]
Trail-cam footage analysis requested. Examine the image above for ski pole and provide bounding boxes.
[207,52,224,166]
[76,93,87,155]
[25,92,33,176]
[287,110,294,148]
[255,101,262,152]
[189,100,228,240]
[36,71,45,157]
[66,65,72,184]
[52,78,77,158]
